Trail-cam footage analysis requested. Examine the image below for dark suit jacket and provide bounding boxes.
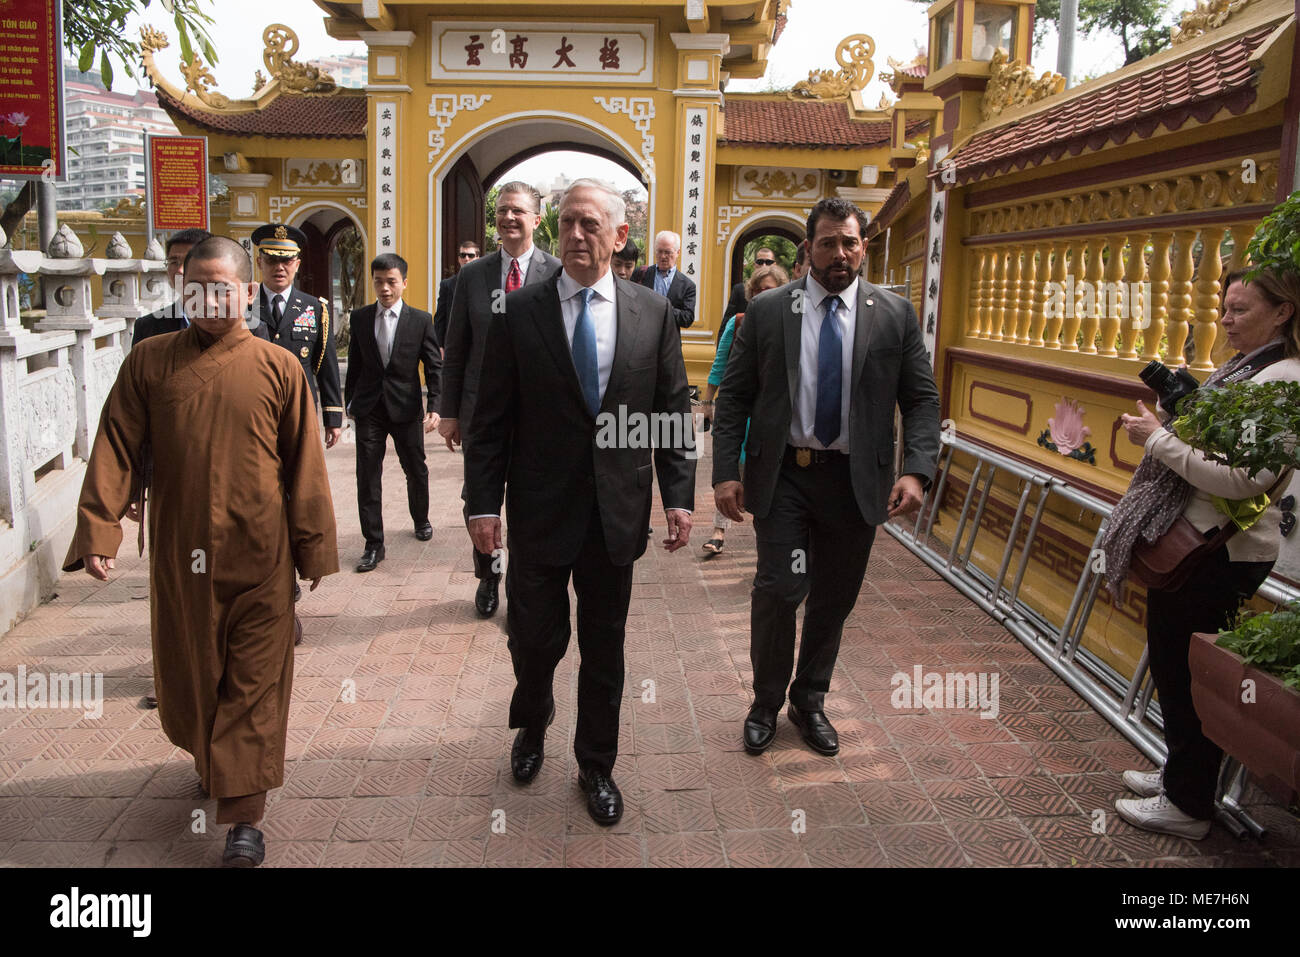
[637,267,697,329]
[250,285,344,428]
[432,274,456,348]
[439,246,561,434]
[712,276,941,525]
[133,300,186,343]
[723,281,747,322]
[466,274,696,567]
[345,302,441,423]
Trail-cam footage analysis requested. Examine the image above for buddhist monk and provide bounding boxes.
[63,236,339,868]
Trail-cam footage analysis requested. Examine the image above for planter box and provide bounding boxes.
[1189,632,1300,804]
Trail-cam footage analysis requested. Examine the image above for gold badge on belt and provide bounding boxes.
[796,448,812,467]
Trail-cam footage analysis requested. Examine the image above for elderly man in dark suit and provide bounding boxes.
[133,228,212,344]
[466,179,696,825]
[439,182,561,618]
[345,253,442,572]
[432,240,479,349]
[713,197,941,758]
[637,230,697,328]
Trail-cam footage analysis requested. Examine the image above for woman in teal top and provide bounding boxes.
[701,263,788,554]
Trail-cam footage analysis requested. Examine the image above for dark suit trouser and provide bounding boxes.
[460,437,503,581]
[355,406,429,549]
[1145,548,1271,820]
[751,454,875,711]
[505,504,634,776]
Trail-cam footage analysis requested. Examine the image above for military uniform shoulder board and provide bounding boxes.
[315,296,330,373]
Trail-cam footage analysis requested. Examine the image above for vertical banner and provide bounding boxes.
[0,0,66,179]
[921,143,950,368]
[374,99,398,253]
[147,135,210,232]
[678,107,708,287]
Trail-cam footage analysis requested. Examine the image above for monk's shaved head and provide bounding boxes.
[184,236,252,283]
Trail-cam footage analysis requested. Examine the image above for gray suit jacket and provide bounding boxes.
[712,276,941,524]
[438,246,561,434]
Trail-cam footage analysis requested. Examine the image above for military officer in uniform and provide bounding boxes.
[250,223,344,449]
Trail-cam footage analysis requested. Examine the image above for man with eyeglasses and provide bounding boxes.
[440,181,561,618]
[723,246,780,323]
[636,230,696,328]
[433,240,480,350]
[133,228,213,343]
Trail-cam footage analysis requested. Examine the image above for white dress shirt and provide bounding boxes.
[557,268,617,403]
[789,274,857,452]
[375,298,403,365]
[500,245,534,288]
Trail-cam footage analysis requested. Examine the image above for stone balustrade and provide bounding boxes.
[0,224,166,632]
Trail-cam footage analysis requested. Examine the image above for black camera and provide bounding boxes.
[1139,360,1200,415]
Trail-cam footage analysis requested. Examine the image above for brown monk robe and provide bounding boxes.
[63,239,338,835]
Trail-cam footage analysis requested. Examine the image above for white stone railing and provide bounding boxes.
[0,223,166,632]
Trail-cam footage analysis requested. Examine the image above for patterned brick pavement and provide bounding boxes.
[0,431,1296,867]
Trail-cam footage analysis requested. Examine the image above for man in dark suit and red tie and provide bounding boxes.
[438,182,561,618]
[345,253,442,573]
[465,179,696,825]
[713,197,941,758]
[636,230,697,328]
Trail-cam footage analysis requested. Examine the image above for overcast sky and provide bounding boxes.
[124,0,1203,196]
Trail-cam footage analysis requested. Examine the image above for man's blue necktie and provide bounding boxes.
[814,295,844,447]
[572,288,601,417]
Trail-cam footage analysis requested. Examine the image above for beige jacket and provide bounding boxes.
[1144,357,1300,563]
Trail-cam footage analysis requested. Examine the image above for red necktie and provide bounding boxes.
[505,258,522,293]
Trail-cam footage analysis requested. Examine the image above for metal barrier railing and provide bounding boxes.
[885,433,1300,837]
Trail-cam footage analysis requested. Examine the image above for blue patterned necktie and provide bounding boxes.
[572,288,601,416]
[814,295,844,447]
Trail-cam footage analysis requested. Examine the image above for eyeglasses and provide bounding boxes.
[754,258,776,266]
[458,252,476,259]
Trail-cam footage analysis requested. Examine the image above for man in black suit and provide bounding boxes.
[432,240,479,349]
[438,182,561,618]
[345,253,442,573]
[637,230,697,328]
[722,245,779,323]
[250,223,344,449]
[465,179,696,825]
[714,198,941,758]
[133,228,212,344]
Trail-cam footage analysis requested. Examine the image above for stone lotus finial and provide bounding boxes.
[47,223,84,259]
[106,232,133,260]
[144,237,165,261]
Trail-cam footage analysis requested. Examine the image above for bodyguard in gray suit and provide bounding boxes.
[713,197,941,758]
[439,181,561,618]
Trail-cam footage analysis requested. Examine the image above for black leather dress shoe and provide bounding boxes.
[511,702,556,783]
[475,575,500,617]
[743,704,779,754]
[222,824,265,867]
[578,766,623,825]
[788,704,839,756]
[355,545,385,573]
[414,522,433,541]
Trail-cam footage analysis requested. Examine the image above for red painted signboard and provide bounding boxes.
[148,135,210,232]
[0,0,66,179]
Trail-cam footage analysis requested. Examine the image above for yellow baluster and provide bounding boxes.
[1142,233,1172,362]
[989,248,1006,342]
[1119,231,1148,359]
[1003,248,1022,342]
[1166,229,1196,365]
[1192,226,1223,371]
[1099,234,1126,358]
[1019,244,1040,345]
[1079,236,1105,354]
[967,248,986,338]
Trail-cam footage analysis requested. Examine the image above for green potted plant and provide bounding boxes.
[1189,606,1300,802]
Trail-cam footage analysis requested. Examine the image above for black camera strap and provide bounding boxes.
[1216,340,1289,386]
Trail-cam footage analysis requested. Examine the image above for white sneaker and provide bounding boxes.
[1115,794,1211,840]
[1121,769,1164,797]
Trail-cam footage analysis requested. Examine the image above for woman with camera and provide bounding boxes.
[1103,267,1300,839]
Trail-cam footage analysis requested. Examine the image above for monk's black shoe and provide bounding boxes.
[356,545,385,573]
[475,576,499,617]
[510,701,555,783]
[788,704,839,756]
[578,766,623,825]
[743,704,778,754]
[414,522,433,541]
[222,825,265,868]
